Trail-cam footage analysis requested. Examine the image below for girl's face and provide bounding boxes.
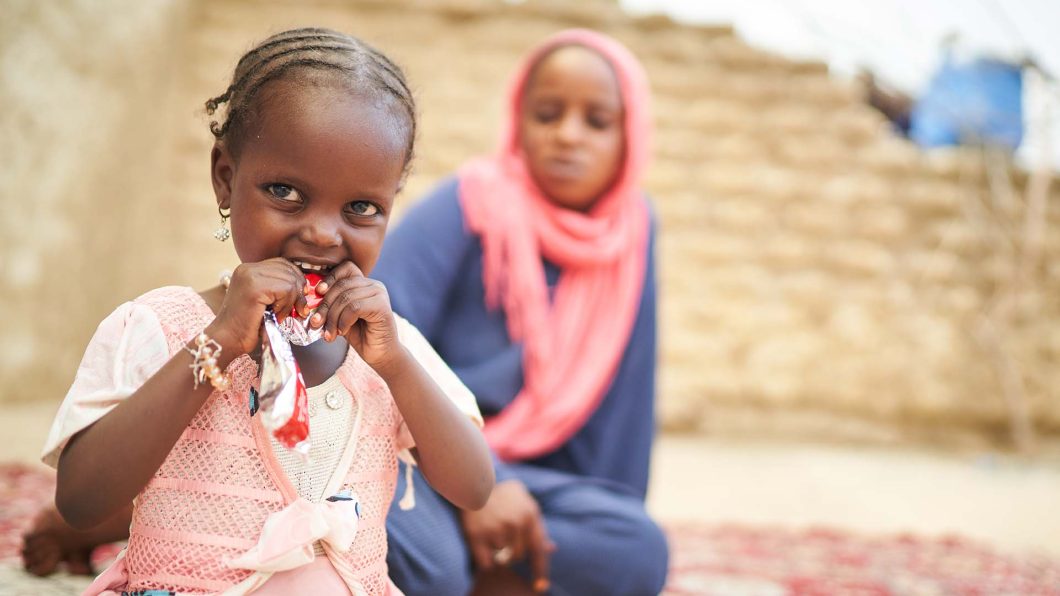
[518,45,625,212]
[211,81,408,278]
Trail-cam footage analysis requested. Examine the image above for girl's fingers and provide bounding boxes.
[269,263,307,322]
[214,260,307,352]
[310,274,363,330]
[293,294,309,318]
[311,295,333,330]
[333,288,386,338]
[320,279,380,337]
[316,261,364,294]
[314,260,373,330]
[269,280,301,323]
[335,308,363,339]
[317,275,374,308]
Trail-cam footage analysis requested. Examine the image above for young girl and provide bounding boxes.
[376,30,668,595]
[42,27,493,595]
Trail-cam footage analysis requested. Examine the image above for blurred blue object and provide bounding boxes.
[910,54,1024,151]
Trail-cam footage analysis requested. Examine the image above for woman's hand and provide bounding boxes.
[207,259,309,357]
[460,479,554,592]
[311,261,402,372]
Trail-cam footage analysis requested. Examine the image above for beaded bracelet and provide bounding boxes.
[185,332,231,391]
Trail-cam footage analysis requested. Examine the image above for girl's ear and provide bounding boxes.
[211,142,235,210]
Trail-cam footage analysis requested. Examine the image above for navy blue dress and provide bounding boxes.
[375,178,669,595]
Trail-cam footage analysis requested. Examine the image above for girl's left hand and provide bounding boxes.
[310,261,402,371]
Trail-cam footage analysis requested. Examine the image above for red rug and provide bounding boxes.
[664,523,1060,595]
[3,464,1059,595]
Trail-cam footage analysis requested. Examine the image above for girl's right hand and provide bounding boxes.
[205,259,310,357]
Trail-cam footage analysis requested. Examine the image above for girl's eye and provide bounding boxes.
[266,184,299,202]
[349,201,379,216]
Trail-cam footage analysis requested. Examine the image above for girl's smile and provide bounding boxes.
[291,259,334,276]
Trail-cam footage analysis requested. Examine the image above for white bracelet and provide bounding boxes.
[185,331,231,391]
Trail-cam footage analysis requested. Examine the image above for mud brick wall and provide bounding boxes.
[4,0,1057,447]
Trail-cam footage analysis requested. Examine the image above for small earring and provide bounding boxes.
[214,206,231,242]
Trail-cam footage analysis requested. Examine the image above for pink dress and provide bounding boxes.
[43,287,482,595]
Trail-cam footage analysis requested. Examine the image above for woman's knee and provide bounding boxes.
[544,491,670,595]
[387,464,475,595]
[620,513,670,594]
[393,563,473,596]
[387,521,474,596]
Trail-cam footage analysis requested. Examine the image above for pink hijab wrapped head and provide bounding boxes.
[459,29,653,461]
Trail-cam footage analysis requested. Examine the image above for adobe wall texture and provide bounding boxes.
[4,0,1057,448]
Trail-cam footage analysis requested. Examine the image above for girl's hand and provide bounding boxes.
[311,261,402,371]
[460,480,554,592]
[206,258,309,357]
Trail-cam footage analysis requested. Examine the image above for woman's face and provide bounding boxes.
[518,45,625,212]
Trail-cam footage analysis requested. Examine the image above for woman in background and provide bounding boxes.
[378,28,669,596]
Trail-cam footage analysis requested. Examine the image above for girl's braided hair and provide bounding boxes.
[205,27,416,171]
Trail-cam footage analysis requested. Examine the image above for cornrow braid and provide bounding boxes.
[205,27,416,171]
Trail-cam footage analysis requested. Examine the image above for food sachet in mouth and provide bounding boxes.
[279,272,325,346]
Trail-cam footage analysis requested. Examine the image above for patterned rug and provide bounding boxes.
[665,524,1060,595]
[2,464,1059,595]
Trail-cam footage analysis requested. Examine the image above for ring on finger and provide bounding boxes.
[492,545,513,565]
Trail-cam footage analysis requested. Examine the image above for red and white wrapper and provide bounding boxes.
[279,273,325,346]
[259,310,311,456]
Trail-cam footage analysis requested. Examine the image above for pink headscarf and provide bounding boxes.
[459,29,652,461]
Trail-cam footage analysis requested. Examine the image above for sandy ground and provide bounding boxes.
[648,434,1060,560]
[6,400,1060,561]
